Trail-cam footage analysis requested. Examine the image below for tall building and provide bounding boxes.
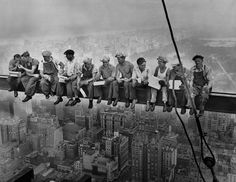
[65,141,78,160]
[160,129,178,181]
[147,138,161,181]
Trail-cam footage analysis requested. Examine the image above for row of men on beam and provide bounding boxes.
[7,49,213,116]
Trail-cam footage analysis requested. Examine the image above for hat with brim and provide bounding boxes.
[21,51,30,57]
[42,50,52,57]
[64,49,75,55]
[115,52,126,59]
[100,56,110,63]
[192,55,204,61]
[83,57,92,64]
[157,56,168,63]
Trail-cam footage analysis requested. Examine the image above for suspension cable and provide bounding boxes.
[161,0,218,181]
[171,80,206,182]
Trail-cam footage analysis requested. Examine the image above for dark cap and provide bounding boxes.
[192,55,204,61]
[137,57,146,65]
[64,49,75,55]
[21,51,30,57]
[14,54,21,59]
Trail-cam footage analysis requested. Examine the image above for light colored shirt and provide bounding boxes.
[132,66,150,82]
[64,58,81,77]
[97,64,115,80]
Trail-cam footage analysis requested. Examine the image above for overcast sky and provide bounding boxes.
[0,0,236,41]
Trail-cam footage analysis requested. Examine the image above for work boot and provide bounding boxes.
[180,107,186,114]
[70,98,81,106]
[125,99,130,108]
[65,99,73,106]
[97,96,102,104]
[8,88,13,92]
[167,105,173,112]
[131,99,136,109]
[145,102,150,112]
[107,99,112,105]
[199,110,204,117]
[22,96,32,102]
[150,103,155,112]
[88,100,93,109]
[54,97,63,105]
[163,103,167,112]
[189,108,194,115]
[45,94,50,99]
[113,99,119,107]
[14,91,18,98]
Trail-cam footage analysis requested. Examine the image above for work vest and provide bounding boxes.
[43,61,58,75]
[193,65,208,87]
[82,64,94,80]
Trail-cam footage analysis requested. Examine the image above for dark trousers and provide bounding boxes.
[168,86,188,108]
[130,80,150,101]
[191,85,212,109]
[7,76,21,91]
[21,75,40,97]
[112,80,132,99]
[56,79,79,99]
[40,75,59,96]
[78,81,94,100]
[97,79,113,99]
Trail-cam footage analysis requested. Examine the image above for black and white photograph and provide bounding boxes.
[0,0,236,181]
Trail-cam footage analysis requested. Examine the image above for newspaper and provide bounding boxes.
[148,76,161,90]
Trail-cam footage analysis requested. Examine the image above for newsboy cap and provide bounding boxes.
[157,56,168,63]
[64,49,75,55]
[42,50,52,57]
[21,51,30,57]
[100,56,110,62]
[192,55,204,61]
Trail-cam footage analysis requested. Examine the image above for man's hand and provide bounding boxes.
[124,78,130,82]
[107,77,114,82]
[117,79,123,83]
[143,80,149,85]
[18,64,24,69]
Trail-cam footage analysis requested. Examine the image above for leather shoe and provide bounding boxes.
[88,100,93,109]
[45,95,50,99]
[181,107,186,114]
[125,100,130,108]
[189,108,194,115]
[107,99,112,105]
[22,96,32,102]
[150,103,155,112]
[97,97,102,104]
[163,103,167,112]
[65,99,73,106]
[130,99,136,109]
[71,98,81,106]
[54,97,63,105]
[113,99,118,107]
[145,102,150,112]
[14,91,18,98]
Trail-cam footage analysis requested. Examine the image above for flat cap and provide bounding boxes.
[115,52,126,58]
[192,55,204,61]
[100,56,110,62]
[42,50,52,57]
[137,57,146,65]
[157,56,168,63]
[83,57,92,64]
[21,51,30,57]
[64,49,75,55]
